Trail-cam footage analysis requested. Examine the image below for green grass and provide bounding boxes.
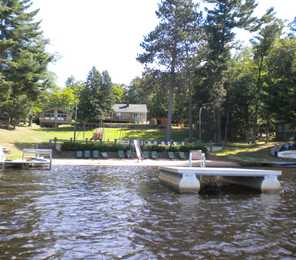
[0,125,189,159]
[212,142,296,166]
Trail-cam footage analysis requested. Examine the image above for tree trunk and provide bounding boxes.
[254,55,264,143]
[187,75,193,141]
[166,83,174,142]
[216,108,222,143]
[166,57,176,142]
[224,109,230,143]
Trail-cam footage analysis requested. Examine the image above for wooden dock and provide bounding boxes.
[1,149,52,170]
[159,167,281,193]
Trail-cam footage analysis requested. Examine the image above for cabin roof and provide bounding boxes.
[112,104,148,113]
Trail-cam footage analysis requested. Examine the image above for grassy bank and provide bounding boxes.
[0,125,189,159]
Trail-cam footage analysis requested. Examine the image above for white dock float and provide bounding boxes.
[3,149,52,170]
[159,167,281,193]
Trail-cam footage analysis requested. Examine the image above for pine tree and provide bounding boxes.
[101,70,114,117]
[203,0,258,141]
[78,67,113,123]
[0,0,53,127]
[137,0,201,141]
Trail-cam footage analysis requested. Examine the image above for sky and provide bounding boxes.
[32,0,296,86]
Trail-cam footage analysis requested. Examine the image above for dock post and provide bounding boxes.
[159,169,200,193]
[261,175,281,193]
[179,173,200,193]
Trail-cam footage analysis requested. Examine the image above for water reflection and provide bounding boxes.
[0,166,295,258]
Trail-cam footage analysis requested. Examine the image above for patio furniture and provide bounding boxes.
[76,150,83,158]
[101,152,108,159]
[143,151,150,159]
[84,150,91,158]
[189,150,206,167]
[118,150,125,159]
[92,150,100,158]
[178,152,186,160]
[151,151,159,159]
[168,151,175,160]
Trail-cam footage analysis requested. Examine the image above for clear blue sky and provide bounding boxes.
[33,0,296,86]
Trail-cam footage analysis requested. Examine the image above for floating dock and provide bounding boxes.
[159,167,281,193]
[1,149,52,170]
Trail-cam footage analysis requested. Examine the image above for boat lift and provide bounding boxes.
[1,148,52,170]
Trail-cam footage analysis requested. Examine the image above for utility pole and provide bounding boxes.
[73,103,78,142]
[199,106,205,141]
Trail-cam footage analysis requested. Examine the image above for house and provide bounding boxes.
[111,104,148,124]
[39,108,72,127]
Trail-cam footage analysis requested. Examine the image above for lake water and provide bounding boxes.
[0,166,296,259]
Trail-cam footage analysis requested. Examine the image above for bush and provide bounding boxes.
[142,144,207,153]
[142,145,166,152]
[62,141,129,152]
[61,141,207,154]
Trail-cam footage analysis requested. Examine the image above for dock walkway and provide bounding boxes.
[159,166,281,193]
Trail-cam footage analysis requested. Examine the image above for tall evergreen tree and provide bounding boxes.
[101,70,114,116]
[251,14,283,141]
[0,0,53,127]
[202,0,258,141]
[77,67,113,123]
[137,0,201,141]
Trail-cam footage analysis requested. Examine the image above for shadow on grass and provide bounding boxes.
[31,126,189,141]
[33,126,75,132]
[14,142,51,150]
[124,129,188,141]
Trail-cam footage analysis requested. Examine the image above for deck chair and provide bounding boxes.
[92,150,100,158]
[76,150,83,158]
[189,150,206,167]
[151,151,159,159]
[126,150,132,158]
[178,151,186,160]
[84,150,91,158]
[143,151,150,159]
[118,150,125,159]
[101,152,108,159]
[168,151,175,160]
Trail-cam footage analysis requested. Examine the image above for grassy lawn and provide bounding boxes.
[212,142,296,165]
[1,125,288,164]
[214,142,273,158]
[0,125,189,159]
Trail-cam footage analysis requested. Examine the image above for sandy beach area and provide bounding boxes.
[52,158,239,167]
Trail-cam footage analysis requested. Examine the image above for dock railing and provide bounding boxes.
[22,149,53,170]
[189,150,206,167]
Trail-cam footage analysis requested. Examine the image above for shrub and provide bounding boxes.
[142,145,166,152]
[62,141,129,152]
[61,141,207,154]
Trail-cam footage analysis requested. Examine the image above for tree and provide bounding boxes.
[202,0,258,141]
[223,48,257,141]
[45,88,78,112]
[0,0,53,127]
[77,67,114,123]
[251,13,283,141]
[101,70,114,115]
[137,0,201,141]
[265,38,296,136]
[112,84,126,103]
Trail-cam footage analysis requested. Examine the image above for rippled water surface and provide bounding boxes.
[0,166,296,259]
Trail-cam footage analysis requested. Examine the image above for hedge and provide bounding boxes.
[62,141,207,154]
[62,142,129,152]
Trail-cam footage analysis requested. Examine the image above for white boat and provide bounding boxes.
[277,150,296,159]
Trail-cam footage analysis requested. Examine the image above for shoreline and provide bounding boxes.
[52,158,240,167]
